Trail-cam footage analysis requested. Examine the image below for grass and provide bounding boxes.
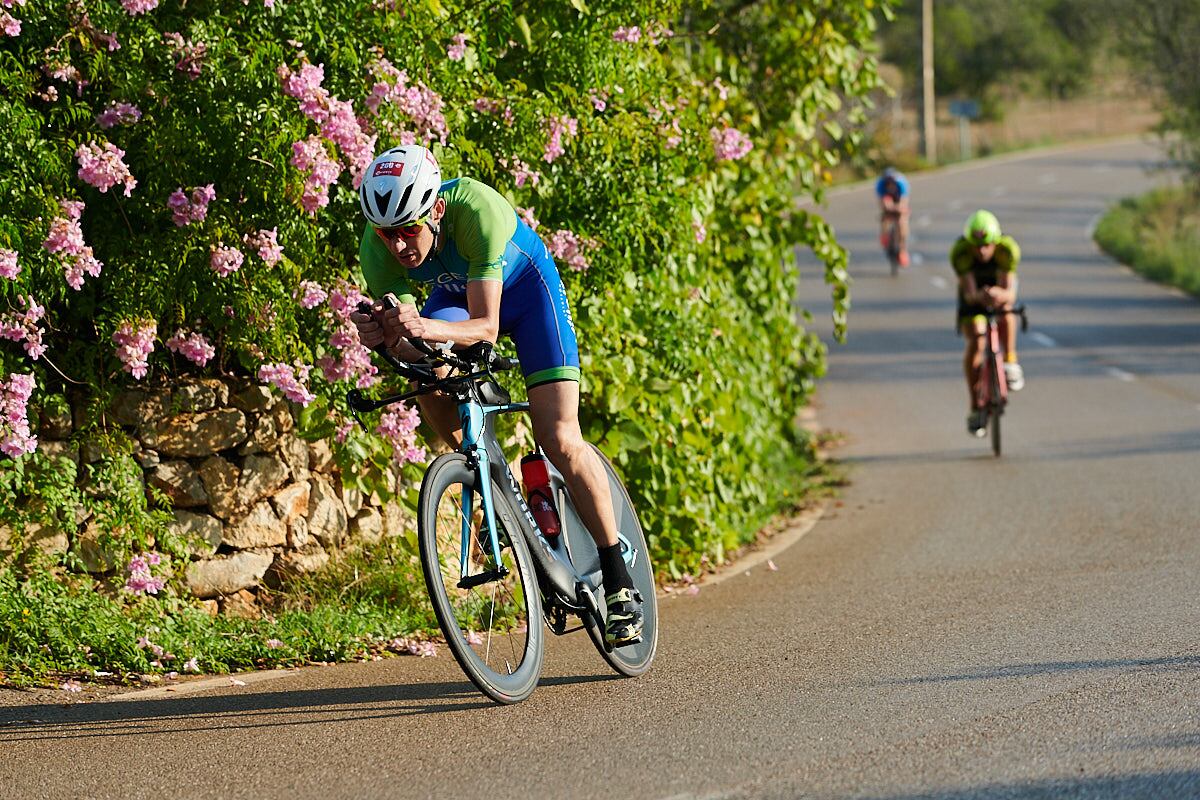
[1094,186,1200,297]
[0,539,439,687]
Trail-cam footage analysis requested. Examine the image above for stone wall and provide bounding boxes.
[17,379,414,616]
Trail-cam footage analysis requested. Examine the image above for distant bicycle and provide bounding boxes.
[348,298,658,703]
[881,212,903,276]
[972,305,1028,457]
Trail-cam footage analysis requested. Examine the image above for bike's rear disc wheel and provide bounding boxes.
[560,445,658,677]
[418,453,544,703]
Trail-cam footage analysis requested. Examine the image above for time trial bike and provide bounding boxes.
[348,298,658,704]
[972,304,1028,457]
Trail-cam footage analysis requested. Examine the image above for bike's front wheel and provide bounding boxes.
[559,444,658,677]
[418,453,544,704]
[989,357,1005,457]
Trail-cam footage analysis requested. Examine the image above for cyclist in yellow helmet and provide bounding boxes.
[950,210,1024,436]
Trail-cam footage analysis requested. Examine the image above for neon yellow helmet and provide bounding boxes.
[964,209,1002,244]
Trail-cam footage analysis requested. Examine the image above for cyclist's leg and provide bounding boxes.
[962,313,987,433]
[997,277,1024,389]
[417,289,470,447]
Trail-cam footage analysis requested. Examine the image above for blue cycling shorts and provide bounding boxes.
[422,228,580,388]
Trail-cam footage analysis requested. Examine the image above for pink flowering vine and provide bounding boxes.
[165,328,215,366]
[290,136,342,213]
[277,60,375,187]
[317,323,377,389]
[711,126,753,162]
[515,206,539,230]
[96,101,141,129]
[326,279,369,321]
[0,249,19,279]
[124,552,165,595]
[76,141,137,196]
[542,115,578,164]
[364,55,449,145]
[501,157,540,188]
[0,372,37,458]
[42,199,103,290]
[209,244,244,277]
[1,8,21,38]
[112,320,157,379]
[612,26,641,43]
[120,0,158,15]
[163,32,206,80]
[167,184,215,227]
[257,361,316,405]
[447,33,467,61]
[0,295,46,360]
[296,280,327,309]
[545,229,599,272]
[243,228,283,266]
[377,402,426,465]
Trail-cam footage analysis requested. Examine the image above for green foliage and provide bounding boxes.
[880,0,1110,108]
[1094,186,1200,297]
[0,1,885,590]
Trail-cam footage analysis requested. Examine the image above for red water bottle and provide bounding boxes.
[520,453,561,537]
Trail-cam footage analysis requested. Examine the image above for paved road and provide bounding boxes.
[3,139,1198,799]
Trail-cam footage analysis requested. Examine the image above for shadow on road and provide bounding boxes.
[860,769,1200,799]
[874,654,1200,687]
[0,672,618,741]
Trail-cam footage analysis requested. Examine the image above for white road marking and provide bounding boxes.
[930,275,949,289]
[912,252,925,266]
[1037,173,1057,185]
[990,186,1008,197]
[916,214,933,227]
[948,199,964,211]
[1030,332,1057,347]
[1107,367,1136,382]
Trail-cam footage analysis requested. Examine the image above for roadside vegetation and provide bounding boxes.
[0,0,881,686]
[1094,188,1200,297]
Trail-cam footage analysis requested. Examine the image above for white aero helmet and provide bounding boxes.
[359,145,442,227]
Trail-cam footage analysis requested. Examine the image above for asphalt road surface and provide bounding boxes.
[3,138,1198,799]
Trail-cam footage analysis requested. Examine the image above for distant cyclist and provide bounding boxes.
[951,209,1024,436]
[348,145,643,646]
[876,167,911,267]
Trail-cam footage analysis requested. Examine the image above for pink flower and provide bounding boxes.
[364,55,449,145]
[334,420,354,443]
[163,32,206,79]
[1,9,20,37]
[516,206,539,231]
[0,249,18,279]
[167,184,215,227]
[42,199,103,290]
[447,33,467,61]
[710,126,753,161]
[501,158,541,188]
[258,362,316,405]
[317,323,378,388]
[612,26,641,43]
[692,214,707,244]
[165,328,215,366]
[542,115,578,164]
[183,657,200,673]
[376,402,426,465]
[243,228,283,266]
[120,0,158,15]
[290,136,342,214]
[125,553,166,595]
[0,372,37,458]
[0,295,46,360]
[61,679,83,693]
[545,228,598,272]
[96,102,141,128]
[265,638,283,649]
[589,91,607,112]
[296,280,327,309]
[75,141,137,196]
[209,244,244,277]
[112,320,157,379]
[326,280,369,321]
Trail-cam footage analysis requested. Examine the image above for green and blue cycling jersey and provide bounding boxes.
[359,177,580,388]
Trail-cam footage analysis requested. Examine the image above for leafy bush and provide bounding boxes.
[1094,186,1200,297]
[0,0,882,583]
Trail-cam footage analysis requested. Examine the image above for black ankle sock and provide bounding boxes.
[598,542,634,594]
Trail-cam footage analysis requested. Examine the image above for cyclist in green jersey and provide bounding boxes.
[349,145,642,646]
[951,210,1025,436]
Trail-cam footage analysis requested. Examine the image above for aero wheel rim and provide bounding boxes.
[432,478,534,687]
